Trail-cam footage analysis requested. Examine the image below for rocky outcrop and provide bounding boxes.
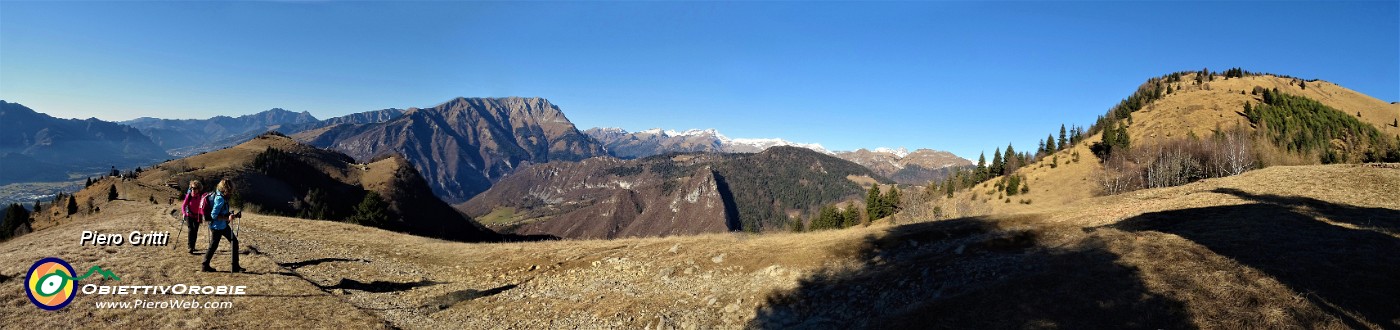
[318,108,406,126]
[295,97,607,203]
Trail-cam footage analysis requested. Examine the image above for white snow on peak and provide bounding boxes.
[594,127,628,134]
[609,126,834,155]
[664,128,728,140]
[872,147,910,158]
[729,138,833,155]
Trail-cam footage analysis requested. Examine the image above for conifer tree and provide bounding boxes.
[1005,174,1021,196]
[944,176,955,198]
[883,186,901,216]
[788,216,805,232]
[866,184,882,220]
[1003,144,1017,173]
[347,192,391,227]
[975,153,987,181]
[66,196,78,216]
[991,147,1004,177]
[1046,134,1056,153]
[843,206,861,228]
[811,206,834,231]
[107,185,118,201]
[1,203,31,239]
[1059,124,1068,150]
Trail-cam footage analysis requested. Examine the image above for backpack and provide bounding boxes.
[199,192,216,222]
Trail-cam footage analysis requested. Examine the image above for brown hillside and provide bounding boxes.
[4,164,1395,328]
[1132,74,1399,143]
[916,73,1400,219]
[463,147,891,239]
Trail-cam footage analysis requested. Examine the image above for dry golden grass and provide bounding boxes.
[924,73,1398,220]
[5,164,1396,328]
[763,164,1398,329]
[0,202,385,329]
[1134,74,1399,145]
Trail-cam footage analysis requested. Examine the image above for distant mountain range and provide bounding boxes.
[3,96,967,211]
[121,107,411,157]
[583,127,831,158]
[460,146,891,239]
[833,148,972,185]
[583,127,971,184]
[122,108,320,156]
[0,101,169,184]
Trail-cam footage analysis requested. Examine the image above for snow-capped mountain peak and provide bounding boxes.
[593,127,628,134]
[664,128,728,140]
[586,127,832,155]
[728,138,831,155]
[872,147,911,158]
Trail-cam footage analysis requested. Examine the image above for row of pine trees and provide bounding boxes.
[793,183,903,232]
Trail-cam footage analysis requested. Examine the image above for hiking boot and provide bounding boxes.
[201,265,216,272]
[189,249,199,255]
[232,266,246,273]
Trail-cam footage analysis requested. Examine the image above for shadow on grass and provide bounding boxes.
[277,257,370,270]
[325,278,440,293]
[750,218,1194,329]
[1111,188,1400,329]
[418,283,520,313]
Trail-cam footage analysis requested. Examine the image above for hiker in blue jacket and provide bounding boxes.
[202,179,244,273]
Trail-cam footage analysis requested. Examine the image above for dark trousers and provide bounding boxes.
[184,216,200,251]
[202,227,239,269]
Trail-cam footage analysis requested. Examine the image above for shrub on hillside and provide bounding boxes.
[347,192,392,228]
[1097,126,1257,194]
[1,203,32,240]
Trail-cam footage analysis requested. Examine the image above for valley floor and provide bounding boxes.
[2,164,1397,329]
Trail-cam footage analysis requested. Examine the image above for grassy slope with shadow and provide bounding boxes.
[1111,188,1400,329]
[750,217,1195,329]
[420,283,522,313]
[327,279,440,293]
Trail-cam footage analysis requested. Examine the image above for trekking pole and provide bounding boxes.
[170,208,186,252]
[234,208,251,254]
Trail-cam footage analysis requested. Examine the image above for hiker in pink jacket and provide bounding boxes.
[180,180,207,255]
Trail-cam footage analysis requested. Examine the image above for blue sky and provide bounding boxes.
[2,1,1396,160]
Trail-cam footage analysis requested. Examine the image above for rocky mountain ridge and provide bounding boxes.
[122,108,320,156]
[584,127,970,184]
[833,148,973,184]
[0,101,170,184]
[293,97,608,203]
